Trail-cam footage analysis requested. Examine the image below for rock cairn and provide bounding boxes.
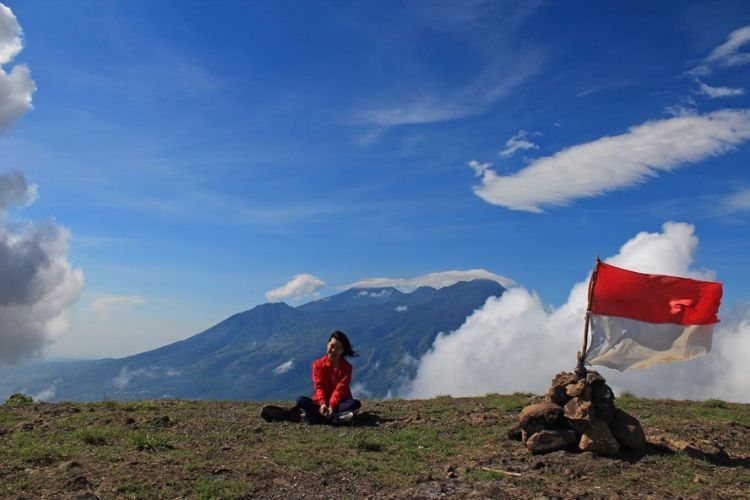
[514,370,646,456]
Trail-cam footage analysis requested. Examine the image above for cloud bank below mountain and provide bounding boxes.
[405,222,750,403]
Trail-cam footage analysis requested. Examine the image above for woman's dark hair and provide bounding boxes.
[329,330,359,358]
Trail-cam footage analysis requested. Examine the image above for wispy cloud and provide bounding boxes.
[266,274,326,302]
[343,269,515,291]
[0,3,35,132]
[351,1,543,135]
[698,81,744,98]
[721,187,750,214]
[498,130,538,158]
[112,365,180,389]
[690,25,750,76]
[90,294,146,312]
[705,25,750,68]
[473,109,750,213]
[273,360,293,375]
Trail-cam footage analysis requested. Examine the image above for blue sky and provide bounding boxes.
[1,0,749,358]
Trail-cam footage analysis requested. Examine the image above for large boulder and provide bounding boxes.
[519,402,563,435]
[610,409,646,449]
[526,429,577,454]
[579,419,620,456]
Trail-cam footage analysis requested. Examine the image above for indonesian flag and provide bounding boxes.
[585,262,723,371]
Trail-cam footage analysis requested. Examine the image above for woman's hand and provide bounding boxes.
[319,404,333,419]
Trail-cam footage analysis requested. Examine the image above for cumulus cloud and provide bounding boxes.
[89,294,146,312]
[498,130,538,158]
[273,360,293,375]
[405,222,750,402]
[473,109,750,212]
[720,187,750,213]
[0,172,84,364]
[343,269,516,291]
[0,3,35,132]
[698,81,744,98]
[265,274,325,302]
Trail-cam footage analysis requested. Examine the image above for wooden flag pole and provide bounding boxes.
[576,255,601,378]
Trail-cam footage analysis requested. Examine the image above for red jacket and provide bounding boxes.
[312,355,353,411]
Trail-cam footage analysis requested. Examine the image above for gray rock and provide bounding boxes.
[526,429,577,454]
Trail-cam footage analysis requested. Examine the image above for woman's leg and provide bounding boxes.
[296,396,324,424]
[336,399,361,414]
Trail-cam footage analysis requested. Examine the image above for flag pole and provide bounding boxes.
[575,255,601,379]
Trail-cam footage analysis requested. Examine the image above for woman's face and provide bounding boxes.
[327,337,344,361]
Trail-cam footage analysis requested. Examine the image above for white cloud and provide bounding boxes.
[473,109,750,213]
[467,160,491,177]
[343,269,516,292]
[395,305,408,312]
[89,294,146,312]
[498,130,538,158]
[405,222,750,402]
[30,382,57,402]
[0,173,84,365]
[0,170,37,210]
[265,274,325,302]
[273,360,293,375]
[0,3,22,65]
[112,365,179,389]
[721,187,750,213]
[705,25,750,68]
[698,81,744,98]
[0,4,34,132]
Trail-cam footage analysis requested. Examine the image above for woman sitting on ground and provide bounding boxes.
[261,330,361,425]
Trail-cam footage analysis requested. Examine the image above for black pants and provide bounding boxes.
[296,396,361,424]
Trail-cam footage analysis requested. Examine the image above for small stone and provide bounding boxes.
[551,372,578,388]
[221,445,232,451]
[14,422,34,432]
[565,380,592,400]
[610,409,646,449]
[519,402,564,435]
[693,474,707,484]
[547,385,570,405]
[564,397,595,433]
[507,424,523,441]
[57,460,80,472]
[579,420,620,456]
[446,471,456,479]
[526,429,577,454]
[586,371,605,385]
[66,475,89,491]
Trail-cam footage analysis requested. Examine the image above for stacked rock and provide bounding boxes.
[517,370,646,456]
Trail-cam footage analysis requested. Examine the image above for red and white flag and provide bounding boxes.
[585,262,723,371]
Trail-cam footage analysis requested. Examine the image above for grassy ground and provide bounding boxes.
[1,394,748,498]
